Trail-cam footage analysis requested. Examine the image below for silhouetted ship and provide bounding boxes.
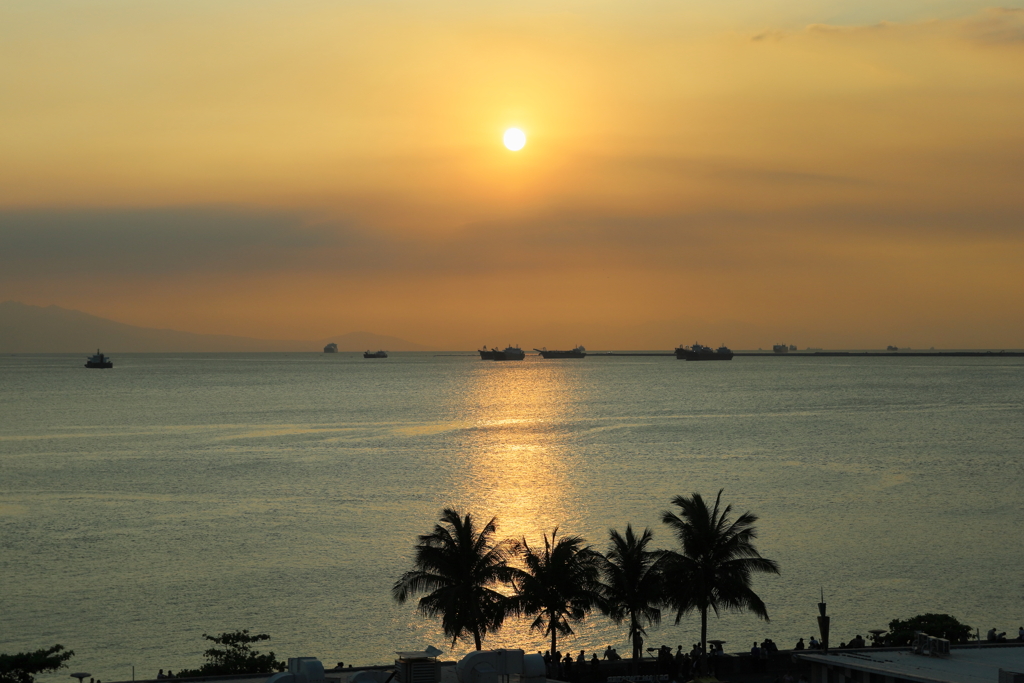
[675,343,734,361]
[324,343,338,353]
[479,345,525,361]
[85,349,113,368]
[773,344,798,354]
[363,350,388,358]
[534,345,586,359]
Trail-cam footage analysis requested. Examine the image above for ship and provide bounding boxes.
[773,344,789,354]
[324,343,338,353]
[675,343,734,361]
[85,349,113,368]
[480,345,525,361]
[534,345,586,359]
[363,350,388,358]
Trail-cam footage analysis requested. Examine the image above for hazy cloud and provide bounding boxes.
[3,204,1022,283]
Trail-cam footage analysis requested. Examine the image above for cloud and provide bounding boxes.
[797,8,1024,46]
[4,203,1021,286]
[0,207,342,276]
[960,7,1024,45]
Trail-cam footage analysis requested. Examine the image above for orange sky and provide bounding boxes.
[1,1,1022,349]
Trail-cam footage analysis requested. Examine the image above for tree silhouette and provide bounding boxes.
[598,525,667,664]
[176,631,285,677]
[662,490,779,675]
[0,645,74,683]
[512,528,603,655]
[393,508,517,650]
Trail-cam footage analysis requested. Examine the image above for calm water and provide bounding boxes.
[2,353,1022,681]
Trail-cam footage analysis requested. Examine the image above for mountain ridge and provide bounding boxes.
[0,301,435,352]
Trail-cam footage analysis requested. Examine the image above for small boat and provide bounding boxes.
[675,343,734,361]
[85,349,113,368]
[324,343,338,353]
[535,345,586,359]
[363,350,388,358]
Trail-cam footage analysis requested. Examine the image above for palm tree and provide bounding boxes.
[392,508,518,650]
[598,525,667,664]
[661,490,780,676]
[511,528,604,655]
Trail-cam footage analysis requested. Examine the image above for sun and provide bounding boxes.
[503,128,526,151]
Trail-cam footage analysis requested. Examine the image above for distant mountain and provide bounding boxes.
[0,301,434,352]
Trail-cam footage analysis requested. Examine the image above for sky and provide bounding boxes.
[2,0,1023,349]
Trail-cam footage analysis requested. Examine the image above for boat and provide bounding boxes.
[495,345,525,361]
[85,349,113,368]
[479,347,499,360]
[324,343,338,353]
[675,343,734,361]
[773,344,789,354]
[534,345,586,359]
[363,350,388,358]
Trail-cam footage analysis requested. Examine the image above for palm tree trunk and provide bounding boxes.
[474,628,482,651]
[551,624,557,658]
[700,608,708,677]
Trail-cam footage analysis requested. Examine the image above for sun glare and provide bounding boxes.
[503,128,526,151]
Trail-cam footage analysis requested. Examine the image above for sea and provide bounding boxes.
[2,352,1022,681]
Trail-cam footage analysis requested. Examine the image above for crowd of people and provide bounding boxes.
[540,641,776,681]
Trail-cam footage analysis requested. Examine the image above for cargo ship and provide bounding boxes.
[363,350,388,358]
[675,343,734,361]
[324,343,338,353]
[480,345,525,361]
[85,349,113,368]
[534,345,586,359]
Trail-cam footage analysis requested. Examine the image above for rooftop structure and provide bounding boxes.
[794,644,1024,683]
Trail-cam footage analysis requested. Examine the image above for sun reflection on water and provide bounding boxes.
[454,361,586,546]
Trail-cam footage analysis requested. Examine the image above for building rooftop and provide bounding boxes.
[794,645,1024,683]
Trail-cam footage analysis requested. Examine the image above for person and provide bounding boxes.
[988,628,1007,642]
[562,652,574,681]
[336,663,344,670]
[1019,626,1024,642]
[809,636,819,649]
[157,672,165,680]
[603,646,612,660]
[577,651,586,664]
[794,638,805,650]
[750,643,761,672]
